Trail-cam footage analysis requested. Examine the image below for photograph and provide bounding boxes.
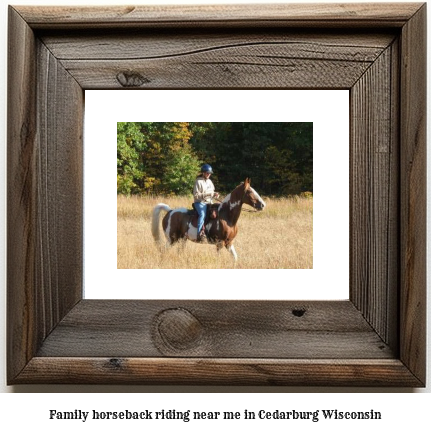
[117,122,313,269]
[85,89,347,301]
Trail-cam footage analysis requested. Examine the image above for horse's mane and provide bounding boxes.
[230,181,248,201]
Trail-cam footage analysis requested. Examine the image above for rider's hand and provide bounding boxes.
[214,192,220,198]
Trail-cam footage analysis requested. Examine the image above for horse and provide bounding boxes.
[151,178,266,260]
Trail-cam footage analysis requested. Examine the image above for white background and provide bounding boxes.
[85,90,349,300]
[0,0,430,428]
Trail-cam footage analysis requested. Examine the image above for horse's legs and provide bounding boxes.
[226,244,238,261]
[215,241,238,263]
[161,234,175,251]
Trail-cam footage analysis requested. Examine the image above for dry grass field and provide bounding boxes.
[117,194,312,269]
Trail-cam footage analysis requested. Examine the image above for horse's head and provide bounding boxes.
[242,178,266,211]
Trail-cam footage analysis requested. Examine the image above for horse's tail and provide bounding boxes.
[151,203,171,242]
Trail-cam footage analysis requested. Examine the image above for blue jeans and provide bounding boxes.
[195,202,207,233]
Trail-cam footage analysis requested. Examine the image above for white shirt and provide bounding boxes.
[193,176,215,203]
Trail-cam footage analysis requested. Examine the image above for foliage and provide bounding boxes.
[117,122,200,195]
[189,122,313,195]
[117,122,312,196]
[117,122,147,194]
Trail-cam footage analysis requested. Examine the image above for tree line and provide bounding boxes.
[117,122,312,196]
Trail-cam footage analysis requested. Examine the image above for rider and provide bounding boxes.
[193,163,219,242]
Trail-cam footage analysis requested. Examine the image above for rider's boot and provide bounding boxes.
[198,229,207,243]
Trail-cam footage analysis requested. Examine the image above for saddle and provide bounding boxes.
[187,203,219,228]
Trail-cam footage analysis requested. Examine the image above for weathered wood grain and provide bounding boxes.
[40,31,395,89]
[387,38,401,352]
[7,6,83,383]
[36,300,394,359]
[41,31,395,60]
[16,3,423,29]
[35,40,84,336]
[350,44,399,347]
[42,30,395,89]
[7,6,38,382]
[60,46,384,89]
[399,3,427,385]
[15,358,423,386]
[60,57,371,89]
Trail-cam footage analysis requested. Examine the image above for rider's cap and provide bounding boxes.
[201,164,213,173]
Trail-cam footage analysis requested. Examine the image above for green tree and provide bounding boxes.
[117,122,150,195]
[189,122,313,196]
[163,151,201,195]
[117,122,312,196]
[117,122,201,195]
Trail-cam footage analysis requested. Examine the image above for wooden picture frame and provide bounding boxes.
[7,3,426,386]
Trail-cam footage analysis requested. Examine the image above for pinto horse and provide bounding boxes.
[151,178,266,260]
